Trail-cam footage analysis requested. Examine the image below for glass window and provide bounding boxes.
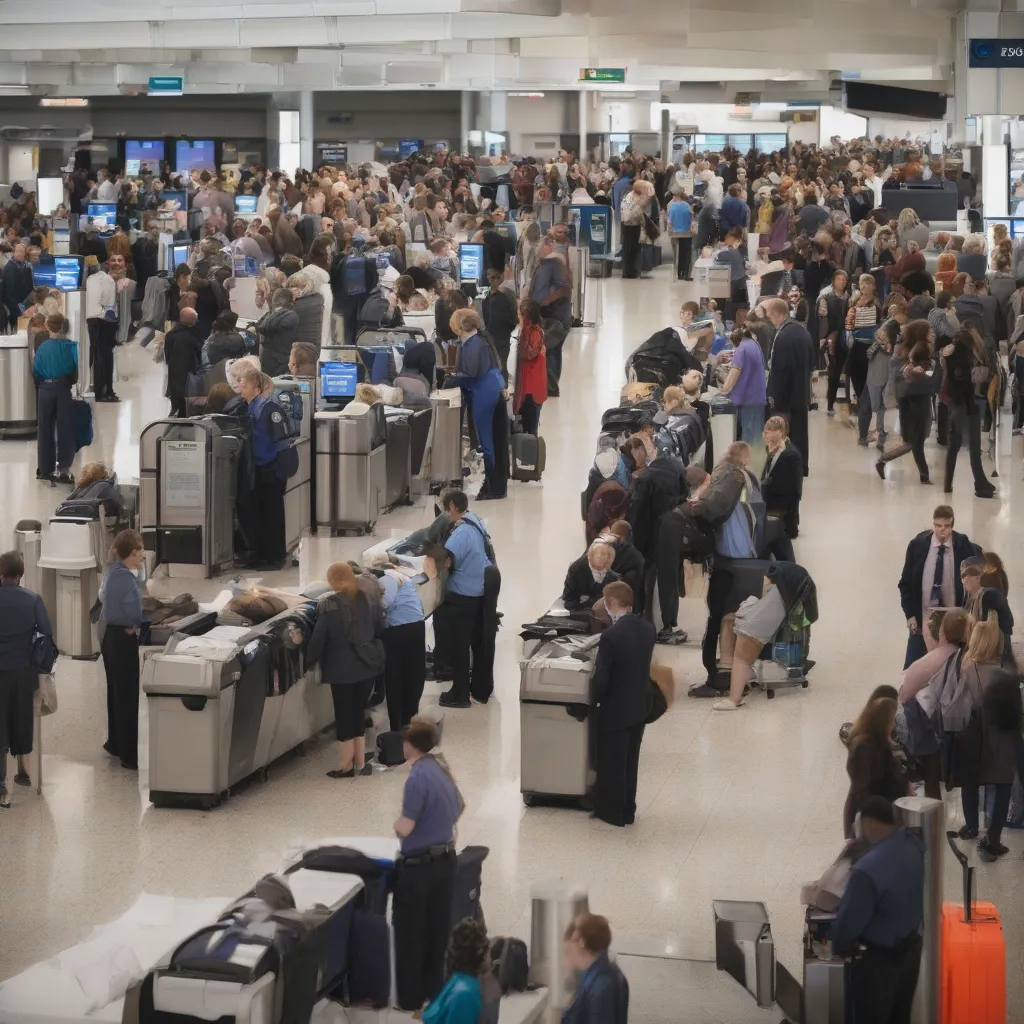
[728,134,752,150]
[755,134,788,153]
[695,134,727,151]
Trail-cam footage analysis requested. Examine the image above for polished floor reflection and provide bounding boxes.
[2,268,1023,1022]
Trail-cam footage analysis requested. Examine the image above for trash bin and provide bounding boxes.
[38,519,101,659]
[712,899,775,1008]
[14,519,56,626]
[529,881,589,1021]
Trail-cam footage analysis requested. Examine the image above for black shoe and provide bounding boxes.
[103,394,122,403]
[688,683,722,699]
[875,460,885,480]
[120,761,138,771]
[36,470,52,481]
[656,627,688,645]
[439,690,471,709]
[470,692,491,705]
[103,741,119,757]
[475,492,506,500]
[978,837,1008,862]
[920,474,932,485]
[55,472,75,485]
[327,767,355,778]
[13,770,30,787]
[957,825,979,840]
[356,763,374,777]
[975,486,997,499]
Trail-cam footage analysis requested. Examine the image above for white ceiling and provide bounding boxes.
[0,0,960,96]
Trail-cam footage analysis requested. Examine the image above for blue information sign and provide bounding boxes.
[969,40,1024,68]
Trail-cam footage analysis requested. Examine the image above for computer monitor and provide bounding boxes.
[158,189,187,212]
[458,242,485,284]
[86,203,118,231]
[170,243,191,270]
[319,361,359,401]
[235,194,258,215]
[33,256,82,291]
[125,140,165,177]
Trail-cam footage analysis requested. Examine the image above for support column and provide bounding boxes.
[265,98,280,170]
[299,90,315,173]
[578,90,588,165]
[660,107,671,163]
[460,90,472,155]
[982,114,1008,218]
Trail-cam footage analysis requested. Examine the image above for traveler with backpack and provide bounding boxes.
[331,235,378,344]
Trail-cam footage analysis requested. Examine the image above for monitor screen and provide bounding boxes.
[458,243,485,284]
[320,361,359,399]
[170,243,191,270]
[125,140,165,177]
[235,194,258,214]
[175,140,215,173]
[33,256,82,291]
[85,203,118,231]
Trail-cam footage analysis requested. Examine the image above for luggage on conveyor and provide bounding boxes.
[148,609,219,646]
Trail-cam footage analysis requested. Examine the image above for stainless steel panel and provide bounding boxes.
[430,404,463,486]
[520,703,590,797]
[713,900,776,1009]
[520,653,592,704]
[315,452,334,527]
[803,957,845,1024]
[529,881,590,1022]
[0,341,37,430]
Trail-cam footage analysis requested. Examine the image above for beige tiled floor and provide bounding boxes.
[1,266,1023,1022]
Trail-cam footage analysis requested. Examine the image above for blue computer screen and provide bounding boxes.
[86,203,118,230]
[170,244,191,270]
[320,361,359,398]
[175,140,215,172]
[458,243,485,283]
[33,256,82,291]
[125,140,164,176]
[235,195,257,214]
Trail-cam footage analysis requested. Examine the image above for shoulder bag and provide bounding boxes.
[31,630,59,675]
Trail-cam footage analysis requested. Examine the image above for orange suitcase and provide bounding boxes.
[941,833,1006,1024]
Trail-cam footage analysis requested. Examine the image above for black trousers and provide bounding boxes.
[656,514,689,629]
[702,566,736,680]
[434,569,500,702]
[168,390,187,418]
[36,381,75,475]
[383,620,426,732]
[963,783,1011,844]
[252,463,287,564]
[101,626,140,768]
[621,224,642,278]
[825,339,850,411]
[882,395,931,478]
[846,341,869,402]
[89,318,118,398]
[519,396,541,437]
[944,403,988,490]
[393,851,456,1011]
[594,723,645,826]
[848,935,922,1024]
[780,408,809,476]
[674,236,693,279]
[0,667,36,780]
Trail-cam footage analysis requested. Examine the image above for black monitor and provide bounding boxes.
[319,361,359,401]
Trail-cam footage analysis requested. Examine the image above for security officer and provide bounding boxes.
[379,568,427,732]
[434,490,500,709]
[235,364,298,569]
[393,718,462,1013]
[33,314,78,485]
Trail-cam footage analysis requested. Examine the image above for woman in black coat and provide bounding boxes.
[761,416,804,539]
[843,696,907,838]
[306,561,385,778]
[163,308,204,417]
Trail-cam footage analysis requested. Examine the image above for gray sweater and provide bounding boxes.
[101,561,144,627]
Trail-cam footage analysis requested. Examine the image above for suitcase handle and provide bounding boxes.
[945,831,973,923]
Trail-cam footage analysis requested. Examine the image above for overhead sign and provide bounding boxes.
[315,142,348,165]
[148,76,183,96]
[579,68,626,83]
[969,40,1024,68]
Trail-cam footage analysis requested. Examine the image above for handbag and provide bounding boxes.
[944,710,984,789]
[38,672,57,716]
[643,212,661,242]
[30,631,59,674]
[901,697,940,756]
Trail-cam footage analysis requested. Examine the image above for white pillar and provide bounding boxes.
[982,114,1008,217]
[299,90,315,172]
[264,99,280,170]
[460,91,472,155]
[488,90,507,133]
[578,90,588,165]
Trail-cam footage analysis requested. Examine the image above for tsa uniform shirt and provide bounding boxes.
[379,572,424,627]
[444,513,493,597]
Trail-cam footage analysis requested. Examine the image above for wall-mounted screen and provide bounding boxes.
[175,140,215,173]
[33,256,83,291]
[320,361,358,399]
[125,140,165,177]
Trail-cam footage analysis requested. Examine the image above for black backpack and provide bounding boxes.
[490,936,529,994]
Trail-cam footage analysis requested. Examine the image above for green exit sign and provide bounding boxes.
[148,76,183,96]
[579,67,627,83]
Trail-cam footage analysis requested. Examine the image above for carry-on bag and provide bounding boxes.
[287,845,393,915]
[511,432,546,482]
[72,397,93,451]
[941,832,1005,1024]
[452,846,489,928]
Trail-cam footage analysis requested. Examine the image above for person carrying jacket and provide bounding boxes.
[306,561,385,778]
[163,307,204,417]
[561,914,629,1024]
[255,288,301,377]
[590,581,655,826]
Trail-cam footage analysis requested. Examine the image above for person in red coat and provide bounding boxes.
[514,298,547,435]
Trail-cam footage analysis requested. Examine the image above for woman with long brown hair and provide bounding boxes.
[843,695,907,838]
[876,320,937,484]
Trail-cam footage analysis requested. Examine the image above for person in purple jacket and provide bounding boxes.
[717,325,767,448]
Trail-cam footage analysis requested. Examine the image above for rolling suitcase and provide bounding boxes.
[72,397,93,451]
[942,833,1005,1024]
[384,416,412,508]
[511,432,546,482]
[452,846,489,928]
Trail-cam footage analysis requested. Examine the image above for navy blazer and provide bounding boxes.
[898,529,981,628]
[592,613,656,732]
[561,954,629,1024]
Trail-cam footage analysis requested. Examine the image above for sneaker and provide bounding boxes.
[975,487,997,499]
[957,825,979,840]
[827,410,836,418]
[439,690,471,709]
[980,836,1009,857]
[13,770,30,787]
[977,838,1008,862]
[356,763,374,777]
[839,722,852,745]
[655,626,688,645]
[55,472,75,485]
[857,437,869,447]
[712,698,744,710]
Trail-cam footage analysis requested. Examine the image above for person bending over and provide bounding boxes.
[562,541,620,614]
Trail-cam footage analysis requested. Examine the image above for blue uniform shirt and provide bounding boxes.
[101,561,144,627]
[445,512,493,597]
[33,337,78,380]
[400,754,461,855]
[248,392,283,467]
[831,829,925,955]
[666,200,692,233]
[380,573,424,627]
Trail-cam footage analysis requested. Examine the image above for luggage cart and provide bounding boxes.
[751,575,814,699]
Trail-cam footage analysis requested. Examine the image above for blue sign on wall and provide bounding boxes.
[969,40,1024,68]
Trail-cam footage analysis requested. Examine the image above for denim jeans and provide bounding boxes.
[858,382,886,440]
[737,404,765,446]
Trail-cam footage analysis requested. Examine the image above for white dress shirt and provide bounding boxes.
[920,533,955,627]
[85,270,116,320]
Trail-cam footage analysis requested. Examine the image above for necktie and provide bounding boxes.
[931,544,946,606]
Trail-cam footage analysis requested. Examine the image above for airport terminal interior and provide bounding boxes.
[3,0,1024,1022]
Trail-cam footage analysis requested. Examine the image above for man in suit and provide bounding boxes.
[898,504,981,668]
[591,581,656,826]
[760,416,803,556]
[763,297,813,477]
[562,913,629,1024]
